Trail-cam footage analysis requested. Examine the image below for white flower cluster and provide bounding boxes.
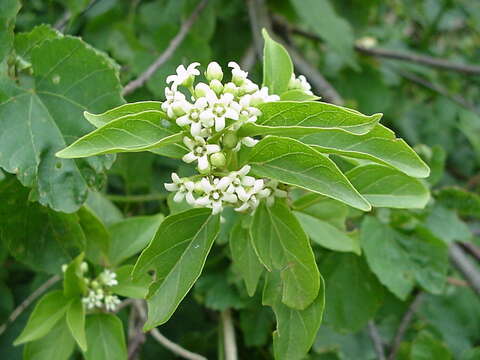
[165,165,287,215]
[288,73,313,95]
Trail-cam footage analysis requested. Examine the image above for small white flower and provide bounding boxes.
[195,177,237,215]
[288,73,313,95]
[175,97,211,136]
[182,137,221,172]
[262,179,288,206]
[228,61,248,86]
[104,295,121,312]
[166,62,200,88]
[164,173,196,205]
[99,269,118,287]
[162,87,187,118]
[80,262,88,273]
[251,87,280,105]
[82,289,104,309]
[202,92,241,132]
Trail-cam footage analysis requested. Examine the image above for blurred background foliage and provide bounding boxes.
[2,0,480,359]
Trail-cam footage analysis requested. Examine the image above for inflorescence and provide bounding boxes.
[162,61,312,215]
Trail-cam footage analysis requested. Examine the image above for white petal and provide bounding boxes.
[200,178,213,193]
[173,192,185,202]
[212,201,223,215]
[182,152,197,163]
[190,122,202,137]
[235,202,250,212]
[176,115,191,127]
[205,144,221,154]
[222,192,237,203]
[241,176,255,187]
[164,183,178,192]
[195,97,208,108]
[225,108,239,121]
[185,192,196,205]
[171,173,181,183]
[166,74,178,84]
[236,186,249,202]
[196,196,210,206]
[238,165,251,176]
[215,116,225,132]
[253,179,264,192]
[184,181,195,191]
[228,61,240,69]
[217,177,232,191]
[198,156,209,171]
[183,137,195,150]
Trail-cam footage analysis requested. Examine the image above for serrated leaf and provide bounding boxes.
[346,164,430,208]
[14,290,70,345]
[84,314,127,360]
[0,0,20,63]
[108,214,163,266]
[0,33,123,212]
[66,298,87,351]
[110,265,151,299]
[230,218,264,296]
[133,208,220,329]
[263,271,325,360]
[300,124,430,178]
[251,200,320,310]
[56,110,182,158]
[246,136,371,211]
[262,29,293,95]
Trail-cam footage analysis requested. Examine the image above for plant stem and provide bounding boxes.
[221,309,238,360]
[367,320,386,360]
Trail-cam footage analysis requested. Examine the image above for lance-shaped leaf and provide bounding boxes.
[56,110,182,158]
[239,101,381,137]
[251,200,320,309]
[0,33,123,212]
[66,298,87,351]
[346,164,430,208]
[84,314,127,360]
[263,271,325,360]
[300,124,430,178]
[262,29,293,95]
[246,136,371,211]
[133,208,220,330]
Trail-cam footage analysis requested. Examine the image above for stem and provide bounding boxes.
[367,320,386,360]
[221,309,238,360]
[449,243,480,296]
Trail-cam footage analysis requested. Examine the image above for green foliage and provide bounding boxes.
[84,314,127,360]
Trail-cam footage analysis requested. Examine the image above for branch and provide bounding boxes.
[367,320,386,360]
[449,243,480,296]
[459,241,480,262]
[128,305,146,360]
[0,275,61,336]
[388,292,424,360]
[122,0,209,96]
[133,301,207,360]
[245,0,272,59]
[221,309,238,360]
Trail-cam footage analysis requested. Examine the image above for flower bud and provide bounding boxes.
[205,61,223,81]
[194,82,211,98]
[198,163,211,174]
[80,262,88,273]
[209,79,223,94]
[91,280,100,289]
[210,152,227,168]
[222,131,238,149]
[171,101,187,117]
[223,82,237,96]
[61,264,68,273]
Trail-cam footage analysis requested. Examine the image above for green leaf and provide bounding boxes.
[241,101,381,136]
[263,271,325,360]
[133,208,220,329]
[78,205,111,264]
[321,253,384,332]
[240,306,274,347]
[23,317,75,360]
[251,200,320,309]
[110,265,151,299]
[56,110,183,158]
[0,33,123,212]
[411,331,452,360]
[300,124,430,178]
[0,177,85,274]
[246,136,371,211]
[0,0,20,63]
[345,164,430,208]
[229,218,264,296]
[14,290,70,345]
[279,90,320,101]
[195,273,247,311]
[262,29,293,95]
[426,205,472,244]
[83,101,163,128]
[293,194,348,230]
[295,212,360,254]
[14,25,60,61]
[435,187,480,218]
[86,190,123,226]
[84,314,127,360]
[461,348,480,360]
[108,214,163,266]
[66,298,87,351]
[63,253,87,298]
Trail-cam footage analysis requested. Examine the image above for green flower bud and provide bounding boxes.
[223,82,237,96]
[198,163,211,174]
[205,61,223,81]
[222,131,238,149]
[194,82,210,98]
[210,152,227,168]
[209,79,223,95]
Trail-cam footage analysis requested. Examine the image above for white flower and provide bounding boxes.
[202,92,241,132]
[166,62,200,88]
[238,94,262,124]
[195,177,237,215]
[99,269,118,287]
[162,87,187,118]
[228,61,248,86]
[262,179,288,206]
[104,295,121,312]
[164,173,196,205]
[288,73,313,95]
[175,97,211,136]
[182,136,221,172]
[251,87,280,105]
[82,289,104,309]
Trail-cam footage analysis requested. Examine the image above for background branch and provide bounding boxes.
[367,320,386,360]
[449,243,480,296]
[221,309,238,360]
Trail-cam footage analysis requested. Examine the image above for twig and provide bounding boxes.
[459,241,480,262]
[128,305,146,360]
[133,300,207,360]
[122,0,209,96]
[447,276,469,287]
[388,292,424,360]
[106,193,167,203]
[54,0,98,31]
[367,320,386,360]
[449,243,480,296]
[246,0,272,59]
[221,309,238,360]
[0,275,61,336]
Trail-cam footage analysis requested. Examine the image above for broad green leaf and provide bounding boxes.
[411,331,452,360]
[360,217,415,299]
[78,206,111,264]
[0,33,123,212]
[133,208,220,329]
[0,177,85,274]
[346,164,430,208]
[295,212,360,254]
[263,272,325,360]
[194,273,247,311]
[251,200,320,309]
[86,191,123,226]
[435,187,480,218]
[84,101,163,128]
[63,253,87,298]
[321,253,384,332]
[426,205,472,244]
[262,29,293,95]
[229,218,264,296]
[66,298,87,351]
[110,265,151,299]
[293,193,348,230]
[246,136,371,211]
[279,90,320,101]
[84,314,127,360]
[0,0,20,63]
[108,214,163,266]
[242,101,381,136]
[314,324,374,359]
[23,317,75,360]
[300,124,430,178]
[14,290,70,345]
[14,25,60,61]
[57,110,182,158]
